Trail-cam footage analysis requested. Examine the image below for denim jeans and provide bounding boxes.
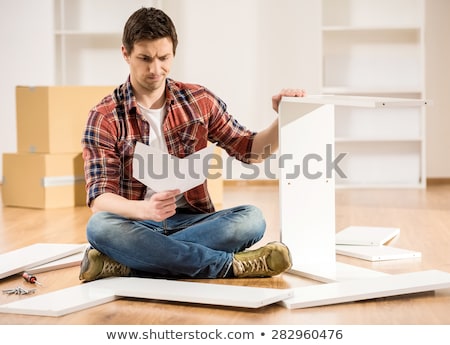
[86,204,266,278]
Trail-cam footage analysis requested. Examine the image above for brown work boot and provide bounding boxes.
[232,242,292,278]
[79,246,130,282]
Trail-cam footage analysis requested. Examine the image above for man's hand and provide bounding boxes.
[251,88,306,163]
[272,88,306,113]
[91,189,181,221]
[142,189,180,222]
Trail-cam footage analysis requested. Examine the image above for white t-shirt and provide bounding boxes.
[138,104,188,208]
[138,103,167,152]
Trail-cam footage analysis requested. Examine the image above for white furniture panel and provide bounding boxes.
[114,277,293,308]
[0,281,117,317]
[26,252,84,274]
[335,226,400,246]
[281,270,450,309]
[336,245,422,262]
[279,100,336,273]
[0,243,86,279]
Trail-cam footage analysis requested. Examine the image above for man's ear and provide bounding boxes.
[122,46,130,63]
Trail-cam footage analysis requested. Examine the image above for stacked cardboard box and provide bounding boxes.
[2,86,113,208]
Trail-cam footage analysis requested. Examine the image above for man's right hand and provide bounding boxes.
[143,189,180,222]
[90,189,180,222]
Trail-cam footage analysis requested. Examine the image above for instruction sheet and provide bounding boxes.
[133,142,216,193]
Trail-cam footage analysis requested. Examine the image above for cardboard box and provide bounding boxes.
[2,152,86,209]
[16,86,114,153]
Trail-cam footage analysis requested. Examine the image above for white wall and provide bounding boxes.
[163,0,321,179]
[0,0,55,183]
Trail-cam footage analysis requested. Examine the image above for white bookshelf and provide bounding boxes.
[53,0,159,85]
[321,0,426,188]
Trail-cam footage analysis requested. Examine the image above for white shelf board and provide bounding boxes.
[289,262,389,283]
[336,245,422,262]
[113,277,294,309]
[0,281,117,317]
[26,251,84,274]
[280,270,450,309]
[0,243,87,279]
[335,226,400,246]
[281,95,428,108]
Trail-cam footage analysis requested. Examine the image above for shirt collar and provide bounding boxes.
[122,76,176,114]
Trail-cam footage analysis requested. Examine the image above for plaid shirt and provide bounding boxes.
[82,77,256,213]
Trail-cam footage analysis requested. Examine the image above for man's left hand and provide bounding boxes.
[272,88,306,113]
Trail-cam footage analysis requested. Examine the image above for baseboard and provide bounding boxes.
[426,178,450,186]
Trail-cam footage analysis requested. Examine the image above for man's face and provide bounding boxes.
[122,38,174,94]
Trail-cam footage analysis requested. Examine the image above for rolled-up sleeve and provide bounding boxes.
[204,90,256,164]
[82,110,122,206]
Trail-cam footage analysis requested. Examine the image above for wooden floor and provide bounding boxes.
[1,181,450,325]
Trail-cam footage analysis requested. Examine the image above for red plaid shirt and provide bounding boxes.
[82,78,256,213]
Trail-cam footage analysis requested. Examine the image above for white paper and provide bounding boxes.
[132,142,216,193]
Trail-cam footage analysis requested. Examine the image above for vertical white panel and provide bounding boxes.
[279,101,336,275]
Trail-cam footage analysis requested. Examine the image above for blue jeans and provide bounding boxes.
[86,205,266,278]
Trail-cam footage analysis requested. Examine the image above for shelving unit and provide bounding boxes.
[321,0,426,188]
[54,0,158,85]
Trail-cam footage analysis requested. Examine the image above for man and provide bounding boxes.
[79,7,305,282]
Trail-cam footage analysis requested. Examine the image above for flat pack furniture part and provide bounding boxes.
[280,270,450,309]
[26,251,85,275]
[335,225,400,246]
[113,277,293,308]
[0,243,87,279]
[0,277,294,317]
[336,244,422,262]
[288,261,389,284]
[334,226,421,261]
[278,95,428,283]
[0,280,117,317]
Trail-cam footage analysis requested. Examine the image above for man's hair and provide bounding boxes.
[122,7,178,55]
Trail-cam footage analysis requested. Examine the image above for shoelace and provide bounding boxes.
[235,255,269,274]
[101,260,129,277]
